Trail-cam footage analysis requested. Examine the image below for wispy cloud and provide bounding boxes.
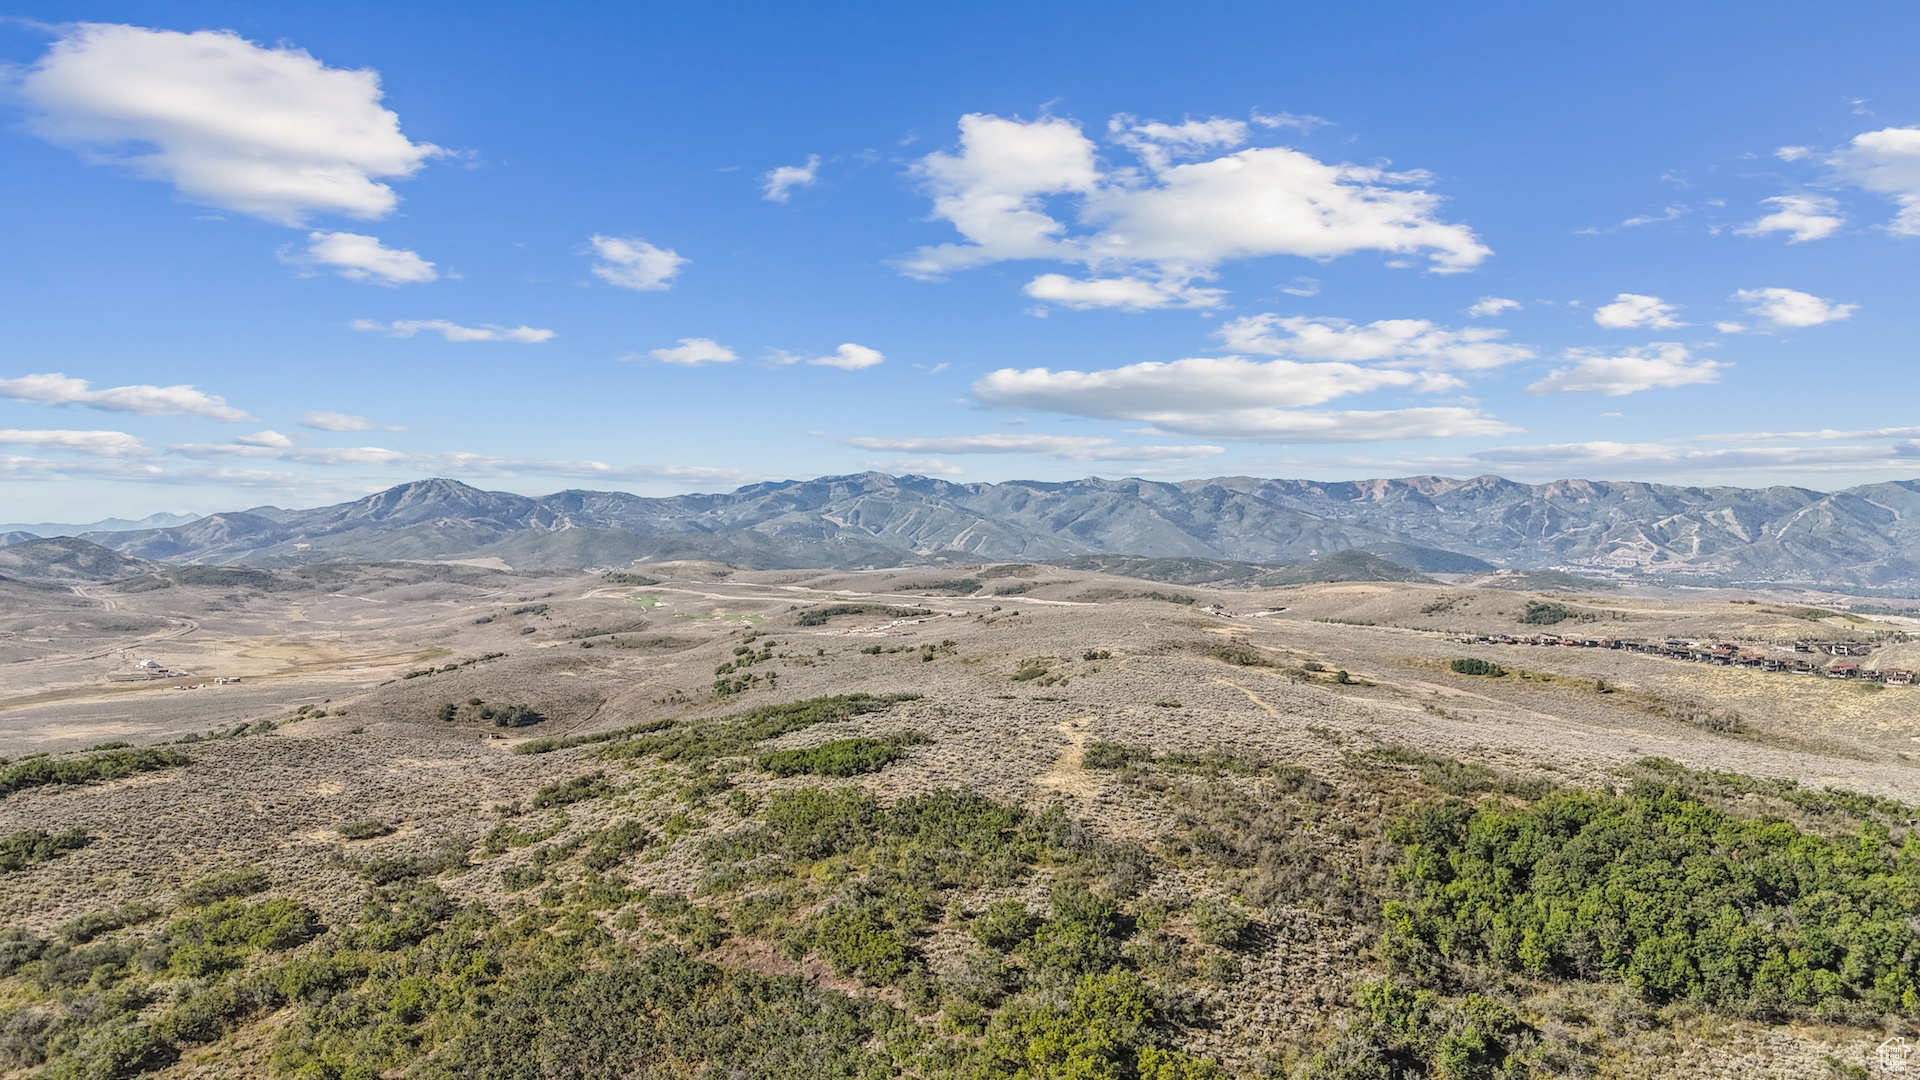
[351,319,554,343]
[637,338,737,365]
[0,372,249,421]
[300,411,402,432]
[761,154,820,202]
[0,428,147,456]
[845,433,1224,461]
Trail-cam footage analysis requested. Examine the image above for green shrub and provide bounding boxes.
[0,747,188,799]
[359,835,471,884]
[1449,657,1506,676]
[1387,784,1920,1018]
[598,694,917,767]
[179,867,270,906]
[531,772,613,809]
[338,819,394,841]
[490,704,545,728]
[794,604,930,626]
[1190,897,1250,949]
[755,733,926,778]
[0,827,90,872]
[169,898,323,952]
[1082,741,1152,770]
[971,900,1041,950]
[1518,601,1579,625]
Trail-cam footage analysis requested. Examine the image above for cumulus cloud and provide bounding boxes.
[1527,344,1726,396]
[300,411,400,432]
[12,23,438,225]
[282,231,436,284]
[1216,314,1533,371]
[0,428,146,456]
[976,355,1417,416]
[641,338,738,365]
[761,155,820,202]
[588,235,687,291]
[1829,126,1920,234]
[971,355,1513,442]
[234,430,293,448]
[1467,297,1520,317]
[1734,194,1846,243]
[0,372,249,420]
[1734,287,1857,328]
[351,319,553,343]
[809,344,886,370]
[845,433,1224,461]
[901,112,1488,308]
[1592,293,1684,329]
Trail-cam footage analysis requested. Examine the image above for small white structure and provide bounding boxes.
[136,658,162,670]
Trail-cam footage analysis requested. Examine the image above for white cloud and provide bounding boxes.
[761,154,820,202]
[351,319,553,343]
[1217,314,1533,371]
[1592,293,1684,329]
[642,338,738,365]
[1775,146,1812,162]
[283,231,436,284]
[845,433,1224,461]
[588,235,688,291]
[900,112,1488,307]
[1279,277,1320,297]
[809,343,885,370]
[0,428,146,456]
[0,372,249,420]
[1470,438,1919,476]
[859,457,966,476]
[971,355,1513,442]
[1141,407,1515,442]
[300,411,400,432]
[1023,273,1224,310]
[1527,344,1726,396]
[13,23,438,225]
[1829,126,1920,234]
[1734,287,1857,328]
[168,438,766,484]
[1734,194,1845,243]
[976,355,1417,415]
[234,430,293,448]
[1714,321,1747,333]
[1250,110,1331,132]
[1466,296,1520,318]
[1620,204,1687,228]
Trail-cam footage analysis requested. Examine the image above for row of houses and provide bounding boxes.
[1453,633,1913,686]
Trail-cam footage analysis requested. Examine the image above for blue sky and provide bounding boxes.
[2,1,1918,521]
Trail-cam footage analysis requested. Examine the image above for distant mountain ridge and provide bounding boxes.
[0,510,201,537]
[57,473,1920,589]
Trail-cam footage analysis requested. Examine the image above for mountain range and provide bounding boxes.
[4,473,1918,590]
